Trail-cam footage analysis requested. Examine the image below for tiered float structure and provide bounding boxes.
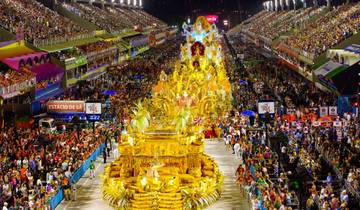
[102,17,232,210]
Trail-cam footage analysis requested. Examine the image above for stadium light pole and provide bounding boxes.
[280,0,284,10]
[327,0,331,7]
[302,0,307,8]
[313,0,318,7]
[292,0,296,10]
[285,0,290,10]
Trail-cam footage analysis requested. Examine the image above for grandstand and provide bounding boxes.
[0,0,89,45]
[0,0,168,46]
[230,1,360,73]
[0,0,172,102]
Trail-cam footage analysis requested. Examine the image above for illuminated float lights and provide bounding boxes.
[102,16,231,210]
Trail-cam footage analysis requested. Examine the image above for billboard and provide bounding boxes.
[205,15,219,24]
[47,100,85,113]
[85,102,102,122]
[85,103,102,114]
[258,101,275,115]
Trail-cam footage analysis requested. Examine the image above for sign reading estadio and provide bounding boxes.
[47,100,85,113]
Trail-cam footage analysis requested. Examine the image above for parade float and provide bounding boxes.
[102,16,232,210]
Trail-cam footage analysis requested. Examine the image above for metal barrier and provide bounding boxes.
[50,143,106,210]
[34,32,96,48]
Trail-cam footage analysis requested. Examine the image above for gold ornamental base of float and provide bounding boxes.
[101,130,223,210]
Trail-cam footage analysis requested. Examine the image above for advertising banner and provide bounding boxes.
[85,103,102,114]
[312,121,320,127]
[319,106,328,117]
[65,56,87,70]
[130,36,149,48]
[344,44,360,54]
[258,101,275,114]
[85,102,102,122]
[314,61,343,77]
[333,121,342,127]
[328,106,338,116]
[47,100,85,113]
[205,15,219,24]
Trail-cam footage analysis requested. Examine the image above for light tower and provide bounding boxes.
[327,0,331,7]
[301,0,307,8]
[280,0,285,10]
[292,0,296,10]
[286,0,290,10]
[313,0,318,7]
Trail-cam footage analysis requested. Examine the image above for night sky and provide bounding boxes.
[144,0,263,25]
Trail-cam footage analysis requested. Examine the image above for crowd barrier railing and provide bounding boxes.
[34,32,96,48]
[50,143,106,210]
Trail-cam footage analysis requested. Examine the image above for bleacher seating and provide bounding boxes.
[62,2,167,33]
[0,0,87,43]
[235,2,360,60]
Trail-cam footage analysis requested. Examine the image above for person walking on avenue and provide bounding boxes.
[103,149,107,164]
[234,141,241,159]
[89,160,95,179]
[71,181,77,201]
[62,177,71,201]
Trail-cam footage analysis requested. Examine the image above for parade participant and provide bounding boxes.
[89,160,95,179]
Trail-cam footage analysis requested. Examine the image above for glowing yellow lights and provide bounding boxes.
[102,16,230,210]
[140,176,147,186]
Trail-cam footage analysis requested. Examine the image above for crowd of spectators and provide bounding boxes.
[0,34,181,209]
[218,38,299,209]
[0,126,107,209]
[266,7,325,41]
[0,68,36,98]
[0,0,87,43]
[222,32,360,209]
[61,2,166,33]
[285,3,360,57]
[78,41,117,55]
[62,2,130,32]
[238,2,360,61]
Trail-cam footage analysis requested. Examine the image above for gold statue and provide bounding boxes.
[102,16,231,210]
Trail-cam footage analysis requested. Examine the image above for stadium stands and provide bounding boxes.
[235,2,360,63]
[61,2,167,34]
[0,0,88,44]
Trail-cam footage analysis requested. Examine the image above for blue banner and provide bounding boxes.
[337,96,351,116]
[344,44,360,55]
[50,143,105,210]
[35,83,62,101]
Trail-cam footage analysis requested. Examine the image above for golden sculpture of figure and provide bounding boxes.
[159,70,168,82]
[102,16,231,210]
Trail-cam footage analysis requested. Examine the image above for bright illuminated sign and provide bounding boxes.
[205,15,218,24]
[47,100,85,113]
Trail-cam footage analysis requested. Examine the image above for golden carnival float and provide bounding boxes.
[102,17,232,210]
